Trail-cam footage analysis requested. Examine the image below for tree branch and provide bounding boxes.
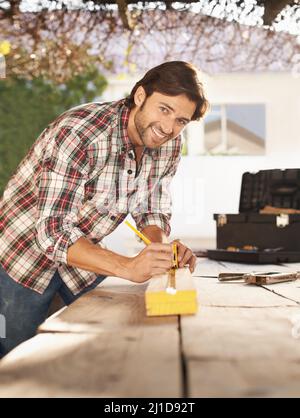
[116,0,133,30]
[263,0,295,25]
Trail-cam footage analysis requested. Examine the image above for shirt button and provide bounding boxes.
[110,215,116,221]
[128,151,135,159]
[127,169,133,175]
[121,146,126,152]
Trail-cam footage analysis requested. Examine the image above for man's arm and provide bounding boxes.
[67,236,174,283]
[67,237,130,277]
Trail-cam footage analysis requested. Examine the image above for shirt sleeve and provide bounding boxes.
[35,126,89,264]
[132,140,182,237]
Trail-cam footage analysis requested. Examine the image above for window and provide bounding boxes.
[186,104,266,156]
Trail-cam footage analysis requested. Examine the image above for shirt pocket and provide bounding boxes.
[84,174,117,212]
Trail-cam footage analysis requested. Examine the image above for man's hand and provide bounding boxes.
[171,240,197,273]
[125,243,174,283]
[67,236,196,283]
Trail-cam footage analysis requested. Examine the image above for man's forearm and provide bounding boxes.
[141,225,168,243]
[66,236,131,278]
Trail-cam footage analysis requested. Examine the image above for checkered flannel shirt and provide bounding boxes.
[0,99,182,294]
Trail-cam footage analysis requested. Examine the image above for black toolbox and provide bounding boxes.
[208,169,300,263]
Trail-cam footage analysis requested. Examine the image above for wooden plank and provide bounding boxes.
[182,269,300,397]
[193,258,299,307]
[39,279,152,333]
[282,262,300,270]
[214,261,292,274]
[194,277,298,307]
[2,260,298,398]
[217,262,300,304]
[193,257,293,277]
[145,268,198,316]
[40,275,191,332]
[193,258,226,277]
[269,262,300,303]
[182,306,300,360]
[0,277,181,397]
[187,359,300,398]
[181,306,300,397]
[260,281,300,304]
[0,327,181,397]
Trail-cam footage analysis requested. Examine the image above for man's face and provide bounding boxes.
[133,90,196,149]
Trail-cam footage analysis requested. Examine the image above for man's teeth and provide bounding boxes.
[152,127,165,138]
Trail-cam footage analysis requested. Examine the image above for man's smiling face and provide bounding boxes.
[131,87,196,149]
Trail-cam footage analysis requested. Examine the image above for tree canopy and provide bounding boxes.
[0,1,299,83]
[1,1,299,29]
[0,68,107,195]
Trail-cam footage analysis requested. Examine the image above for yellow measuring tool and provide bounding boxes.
[125,221,198,316]
[125,220,179,294]
[166,243,178,294]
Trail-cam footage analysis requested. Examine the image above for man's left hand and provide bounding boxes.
[171,240,197,273]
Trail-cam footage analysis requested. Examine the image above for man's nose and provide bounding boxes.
[161,119,174,135]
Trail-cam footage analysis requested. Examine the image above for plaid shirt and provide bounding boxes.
[0,99,182,294]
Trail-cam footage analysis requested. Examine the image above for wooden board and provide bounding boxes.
[193,258,292,277]
[260,281,300,304]
[40,280,150,333]
[193,259,299,307]
[145,267,198,316]
[2,258,300,398]
[0,277,181,397]
[194,277,298,307]
[181,306,300,397]
[187,358,300,398]
[182,259,300,397]
[218,261,292,273]
[181,306,300,360]
[194,258,299,308]
[0,328,181,397]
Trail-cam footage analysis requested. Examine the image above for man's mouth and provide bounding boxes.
[151,126,167,140]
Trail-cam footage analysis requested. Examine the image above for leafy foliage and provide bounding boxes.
[0,67,107,195]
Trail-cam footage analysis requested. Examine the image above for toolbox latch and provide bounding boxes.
[217,214,227,227]
[276,214,289,228]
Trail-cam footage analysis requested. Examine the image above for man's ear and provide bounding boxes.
[134,86,146,108]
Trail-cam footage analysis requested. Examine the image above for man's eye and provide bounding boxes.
[178,120,187,126]
[160,107,168,113]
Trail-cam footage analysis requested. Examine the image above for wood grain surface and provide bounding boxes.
[1,259,300,397]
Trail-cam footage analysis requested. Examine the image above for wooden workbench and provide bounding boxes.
[1,258,300,398]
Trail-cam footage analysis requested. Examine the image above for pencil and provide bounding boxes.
[172,243,178,269]
[124,220,151,245]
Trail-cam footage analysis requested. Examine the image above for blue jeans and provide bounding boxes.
[0,265,106,357]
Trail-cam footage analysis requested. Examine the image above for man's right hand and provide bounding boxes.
[125,243,174,283]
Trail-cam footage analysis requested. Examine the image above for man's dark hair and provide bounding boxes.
[125,61,209,121]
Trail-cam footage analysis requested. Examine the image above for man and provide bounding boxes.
[0,61,209,356]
